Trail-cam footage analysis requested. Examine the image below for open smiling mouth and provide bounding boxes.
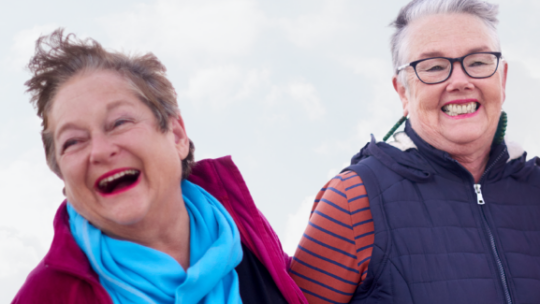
[96,169,141,195]
[441,102,480,117]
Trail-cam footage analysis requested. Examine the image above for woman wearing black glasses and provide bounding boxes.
[290,0,540,303]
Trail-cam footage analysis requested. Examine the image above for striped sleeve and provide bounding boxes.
[290,171,374,304]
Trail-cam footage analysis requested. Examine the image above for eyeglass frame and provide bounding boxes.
[396,51,503,84]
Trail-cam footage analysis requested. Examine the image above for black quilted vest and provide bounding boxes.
[346,123,540,304]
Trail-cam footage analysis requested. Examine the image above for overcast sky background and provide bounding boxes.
[1,0,540,301]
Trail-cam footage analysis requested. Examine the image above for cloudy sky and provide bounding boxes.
[2,0,540,301]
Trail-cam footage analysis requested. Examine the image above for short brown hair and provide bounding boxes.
[26,28,195,179]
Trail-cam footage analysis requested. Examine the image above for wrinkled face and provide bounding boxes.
[48,70,190,233]
[395,13,507,152]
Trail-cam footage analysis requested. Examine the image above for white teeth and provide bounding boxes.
[98,169,139,188]
[442,102,478,116]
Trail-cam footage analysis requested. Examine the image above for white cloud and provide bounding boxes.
[263,85,285,107]
[181,66,269,108]
[325,162,350,180]
[343,56,394,82]
[288,80,326,120]
[99,0,265,61]
[262,79,326,120]
[504,52,540,80]
[338,53,402,142]
[282,195,314,255]
[0,228,43,302]
[278,0,349,48]
[0,229,41,280]
[6,24,58,71]
[0,147,63,301]
[308,62,401,160]
[0,149,63,252]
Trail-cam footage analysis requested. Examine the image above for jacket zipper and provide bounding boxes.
[474,184,513,304]
[473,148,513,304]
[474,184,485,205]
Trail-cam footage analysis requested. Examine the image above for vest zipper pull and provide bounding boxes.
[474,184,485,205]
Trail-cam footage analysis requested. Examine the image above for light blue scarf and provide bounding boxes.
[67,180,243,304]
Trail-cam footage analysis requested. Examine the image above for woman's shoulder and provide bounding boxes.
[12,261,100,304]
[320,170,366,201]
[311,170,370,229]
[13,203,112,304]
[320,170,364,190]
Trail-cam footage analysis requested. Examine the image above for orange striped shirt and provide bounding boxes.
[290,171,373,304]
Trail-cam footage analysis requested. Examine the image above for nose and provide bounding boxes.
[446,61,474,91]
[89,134,119,164]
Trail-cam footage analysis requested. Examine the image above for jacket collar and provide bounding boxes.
[404,121,475,179]
[44,201,101,282]
[351,120,531,183]
[403,121,530,182]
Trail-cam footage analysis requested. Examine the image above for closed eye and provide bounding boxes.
[109,118,134,131]
[62,139,80,152]
[113,119,130,128]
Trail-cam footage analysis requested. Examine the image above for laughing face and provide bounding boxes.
[394,13,508,154]
[48,70,190,235]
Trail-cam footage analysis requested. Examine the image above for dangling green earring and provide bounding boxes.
[493,111,507,145]
[383,116,408,142]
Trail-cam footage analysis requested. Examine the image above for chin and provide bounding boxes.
[105,202,151,226]
[442,129,485,146]
[77,200,152,230]
[439,119,487,142]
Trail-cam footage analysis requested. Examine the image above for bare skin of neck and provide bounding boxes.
[138,202,191,270]
[98,187,191,270]
[412,122,493,183]
[451,146,491,183]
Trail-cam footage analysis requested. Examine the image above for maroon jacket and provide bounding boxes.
[13,156,307,304]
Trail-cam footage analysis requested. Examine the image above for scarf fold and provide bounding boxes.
[68,180,243,304]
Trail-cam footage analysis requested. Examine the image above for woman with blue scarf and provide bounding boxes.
[13,29,307,304]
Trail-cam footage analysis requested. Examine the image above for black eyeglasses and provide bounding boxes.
[396,52,502,84]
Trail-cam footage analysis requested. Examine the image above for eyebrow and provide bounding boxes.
[55,122,85,142]
[106,99,135,111]
[417,46,493,60]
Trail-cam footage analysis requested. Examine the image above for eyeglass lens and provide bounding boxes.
[415,53,499,84]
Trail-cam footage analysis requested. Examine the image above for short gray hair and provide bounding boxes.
[391,0,500,85]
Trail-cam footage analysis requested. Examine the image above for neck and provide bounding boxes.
[409,122,493,183]
[451,148,490,183]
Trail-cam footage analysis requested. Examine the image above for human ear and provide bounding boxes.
[393,76,409,117]
[170,113,190,160]
[500,61,508,104]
